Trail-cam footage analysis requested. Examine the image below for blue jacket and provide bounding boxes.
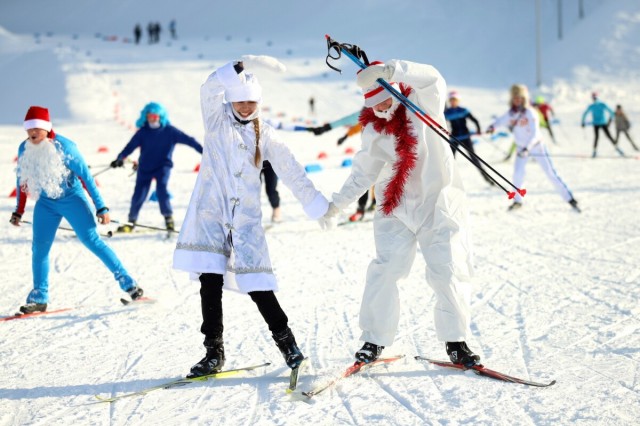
[582,100,614,126]
[117,124,203,173]
[444,106,481,140]
[15,134,105,214]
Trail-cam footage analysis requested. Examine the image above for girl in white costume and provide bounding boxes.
[488,84,579,211]
[173,59,329,377]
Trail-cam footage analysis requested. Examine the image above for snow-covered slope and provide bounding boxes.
[0,1,639,425]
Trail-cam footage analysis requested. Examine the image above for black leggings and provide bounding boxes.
[593,125,616,150]
[199,273,288,339]
[261,161,280,209]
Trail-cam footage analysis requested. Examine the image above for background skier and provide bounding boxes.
[110,102,203,232]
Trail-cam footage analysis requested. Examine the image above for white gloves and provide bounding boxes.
[318,202,339,230]
[240,55,287,73]
[356,62,394,88]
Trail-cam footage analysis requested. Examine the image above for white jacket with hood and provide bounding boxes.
[173,61,328,293]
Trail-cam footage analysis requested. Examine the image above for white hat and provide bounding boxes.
[225,72,262,102]
[363,82,398,108]
[448,90,460,100]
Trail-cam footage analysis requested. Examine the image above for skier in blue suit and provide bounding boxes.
[581,92,623,158]
[110,102,203,232]
[10,106,142,314]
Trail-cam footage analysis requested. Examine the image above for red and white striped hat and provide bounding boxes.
[24,106,53,132]
[360,61,398,108]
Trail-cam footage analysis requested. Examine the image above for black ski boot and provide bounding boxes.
[446,341,481,367]
[355,342,384,363]
[272,327,304,368]
[187,337,225,378]
[127,286,144,301]
[165,216,175,231]
[19,303,47,314]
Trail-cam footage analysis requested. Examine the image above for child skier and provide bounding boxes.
[173,59,329,377]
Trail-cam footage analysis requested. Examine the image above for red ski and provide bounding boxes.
[415,356,556,387]
[302,355,404,399]
[1,308,72,322]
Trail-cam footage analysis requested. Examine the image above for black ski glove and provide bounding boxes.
[233,61,244,74]
[311,123,332,136]
[9,212,21,226]
[110,159,124,168]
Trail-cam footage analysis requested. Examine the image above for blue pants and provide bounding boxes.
[27,189,136,304]
[128,166,172,222]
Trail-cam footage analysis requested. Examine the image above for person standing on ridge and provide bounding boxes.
[581,92,623,158]
[319,59,482,367]
[110,102,203,233]
[444,90,494,186]
[173,58,329,378]
[488,84,579,212]
[10,106,143,314]
[133,24,142,45]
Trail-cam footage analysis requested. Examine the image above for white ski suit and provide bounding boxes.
[332,60,474,346]
[173,62,328,293]
[491,107,574,204]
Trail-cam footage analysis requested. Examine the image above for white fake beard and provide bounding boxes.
[148,121,161,129]
[17,139,70,200]
[373,98,400,121]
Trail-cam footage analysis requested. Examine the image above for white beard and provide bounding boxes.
[17,139,70,200]
[373,98,400,121]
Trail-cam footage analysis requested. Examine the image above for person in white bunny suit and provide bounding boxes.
[173,56,329,378]
[320,59,481,366]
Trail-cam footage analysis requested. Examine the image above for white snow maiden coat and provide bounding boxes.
[173,62,329,293]
[332,60,474,345]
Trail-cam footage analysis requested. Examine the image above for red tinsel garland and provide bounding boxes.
[358,84,417,215]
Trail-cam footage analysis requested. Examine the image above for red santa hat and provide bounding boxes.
[24,106,54,136]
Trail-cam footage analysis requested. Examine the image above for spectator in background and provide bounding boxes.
[134,24,142,44]
[169,19,177,40]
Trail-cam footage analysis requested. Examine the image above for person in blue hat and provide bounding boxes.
[110,102,203,232]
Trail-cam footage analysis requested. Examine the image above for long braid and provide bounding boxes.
[252,118,262,167]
